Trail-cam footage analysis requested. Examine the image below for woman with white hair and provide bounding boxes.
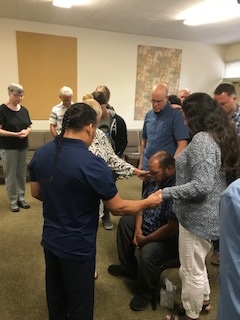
[0,83,32,212]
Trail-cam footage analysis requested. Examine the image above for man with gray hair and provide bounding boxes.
[49,86,73,137]
[178,88,191,104]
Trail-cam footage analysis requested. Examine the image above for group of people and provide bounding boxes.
[1,81,240,320]
[108,83,240,320]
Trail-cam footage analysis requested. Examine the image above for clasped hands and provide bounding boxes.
[16,129,30,139]
[147,189,163,207]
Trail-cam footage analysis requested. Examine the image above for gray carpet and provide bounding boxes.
[0,176,219,319]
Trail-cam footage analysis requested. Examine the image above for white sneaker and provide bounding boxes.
[102,219,113,230]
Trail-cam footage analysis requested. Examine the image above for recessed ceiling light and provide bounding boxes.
[177,0,240,26]
[53,0,90,8]
[53,0,72,8]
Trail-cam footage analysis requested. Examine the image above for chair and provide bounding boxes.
[151,256,180,310]
[124,130,141,167]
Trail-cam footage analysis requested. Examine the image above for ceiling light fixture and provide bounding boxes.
[53,0,72,8]
[177,0,240,26]
[53,0,90,9]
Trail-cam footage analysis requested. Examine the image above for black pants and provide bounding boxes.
[213,239,219,252]
[117,215,178,299]
[44,249,95,320]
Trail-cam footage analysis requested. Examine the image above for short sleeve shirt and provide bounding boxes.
[29,138,117,261]
[0,104,32,149]
[142,174,176,236]
[142,103,189,170]
[49,102,71,135]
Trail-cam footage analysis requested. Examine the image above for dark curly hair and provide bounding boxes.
[182,92,240,183]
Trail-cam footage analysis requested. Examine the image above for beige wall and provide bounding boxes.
[222,43,240,62]
[0,17,226,130]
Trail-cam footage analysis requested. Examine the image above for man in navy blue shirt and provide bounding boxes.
[138,83,189,171]
[108,151,178,311]
[29,103,162,320]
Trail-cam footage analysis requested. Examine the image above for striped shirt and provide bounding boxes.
[49,102,73,135]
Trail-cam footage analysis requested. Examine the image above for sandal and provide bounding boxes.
[178,302,211,315]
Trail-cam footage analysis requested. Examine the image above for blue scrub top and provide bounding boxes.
[29,137,117,261]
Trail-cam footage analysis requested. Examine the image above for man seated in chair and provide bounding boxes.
[108,150,178,311]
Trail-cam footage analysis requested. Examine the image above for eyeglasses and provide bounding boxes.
[12,93,24,98]
[150,99,164,104]
[149,170,159,176]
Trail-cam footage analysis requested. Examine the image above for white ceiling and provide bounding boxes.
[1,0,240,45]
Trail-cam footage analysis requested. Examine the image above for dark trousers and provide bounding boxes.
[44,249,95,320]
[117,215,178,299]
[213,239,219,252]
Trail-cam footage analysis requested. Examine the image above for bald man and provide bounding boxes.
[138,83,189,171]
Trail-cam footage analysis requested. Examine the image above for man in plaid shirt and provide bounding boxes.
[108,151,178,311]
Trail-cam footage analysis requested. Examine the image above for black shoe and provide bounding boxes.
[108,265,136,280]
[10,204,20,212]
[17,200,30,209]
[130,295,150,311]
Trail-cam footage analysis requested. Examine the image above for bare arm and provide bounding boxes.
[0,125,31,138]
[103,190,161,216]
[50,124,57,138]
[30,181,43,201]
[138,138,147,169]
[174,140,188,159]
[144,218,178,242]
[133,212,143,247]
[136,218,179,248]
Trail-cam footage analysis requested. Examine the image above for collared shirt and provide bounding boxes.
[142,174,176,236]
[49,102,73,135]
[142,103,189,170]
[29,137,117,261]
[231,104,240,135]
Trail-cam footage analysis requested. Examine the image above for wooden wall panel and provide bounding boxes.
[16,31,77,119]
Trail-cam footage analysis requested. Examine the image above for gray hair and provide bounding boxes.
[59,86,73,97]
[8,83,24,95]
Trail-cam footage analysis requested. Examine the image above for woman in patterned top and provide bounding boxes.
[162,93,240,320]
[83,95,147,279]
[83,95,146,179]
